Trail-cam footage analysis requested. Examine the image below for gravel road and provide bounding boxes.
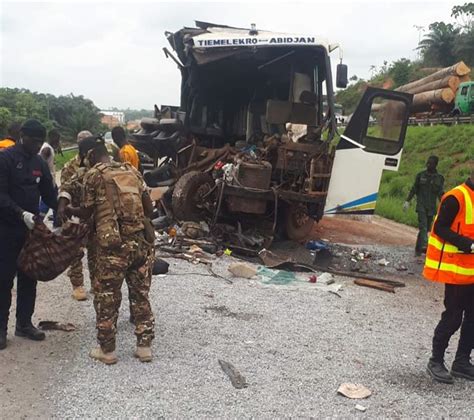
[1,252,472,418]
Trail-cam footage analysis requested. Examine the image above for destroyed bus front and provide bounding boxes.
[132,23,345,242]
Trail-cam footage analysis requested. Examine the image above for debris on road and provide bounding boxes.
[38,321,76,332]
[354,279,396,293]
[218,359,248,389]
[355,404,368,412]
[337,383,372,399]
[228,262,258,279]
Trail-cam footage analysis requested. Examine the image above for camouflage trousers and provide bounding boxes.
[67,238,98,289]
[94,233,154,353]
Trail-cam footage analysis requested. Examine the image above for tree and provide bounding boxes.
[389,58,412,87]
[0,107,12,136]
[417,22,461,67]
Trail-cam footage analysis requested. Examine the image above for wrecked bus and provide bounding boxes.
[131,21,413,247]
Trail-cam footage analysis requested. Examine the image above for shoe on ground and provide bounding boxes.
[427,359,454,384]
[451,360,474,381]
[15,324,45,341]
[0,330,6,350]
[134,346,152,362]
[72,286,87,301]
[89,347,118,365]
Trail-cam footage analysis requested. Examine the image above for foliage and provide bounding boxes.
[375,125,474,226]
[56,150,78,170]
[417,22,461,67]
[0,88,106,143]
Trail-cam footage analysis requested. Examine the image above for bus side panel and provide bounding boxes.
[324,148,402,215]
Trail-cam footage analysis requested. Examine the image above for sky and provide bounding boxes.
[0,0,461,110]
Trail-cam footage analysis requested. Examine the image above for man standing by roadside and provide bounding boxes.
[66,139,154,364]
[58,130,93,301]
[404,156,444,256]
[112,126,140,170]
[0,122,22,150]
[0,119,57,350]
[424,164,474,383]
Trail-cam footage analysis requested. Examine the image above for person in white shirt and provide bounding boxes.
[39,129,60,221]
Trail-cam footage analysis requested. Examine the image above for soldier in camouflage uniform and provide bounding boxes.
[58,131,95,301]
[66,139,155,365]
[404,155,445,256]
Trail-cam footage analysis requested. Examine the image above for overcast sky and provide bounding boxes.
[0,0,460,110]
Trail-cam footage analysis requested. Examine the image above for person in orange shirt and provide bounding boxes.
[111,126,139,170]
[0,122,21,150]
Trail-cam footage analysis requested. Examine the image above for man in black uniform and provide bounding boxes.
[0,119,57,350]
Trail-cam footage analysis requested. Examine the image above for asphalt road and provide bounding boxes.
[1,249,472,418]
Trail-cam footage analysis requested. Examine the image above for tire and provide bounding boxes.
[284,203,314,241]
[172,171,214,221]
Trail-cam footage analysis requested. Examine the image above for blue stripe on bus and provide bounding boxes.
[325,192,378,214]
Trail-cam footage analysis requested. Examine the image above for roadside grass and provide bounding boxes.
[56,150,77,169]
[375,124,474,227]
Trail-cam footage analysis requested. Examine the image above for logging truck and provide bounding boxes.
[132,22,413,245]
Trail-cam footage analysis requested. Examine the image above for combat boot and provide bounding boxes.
[0,330,6,350]
[89,347,118,365]
[427,358,454,384]
[72,286,87,301]
[134,346,152,362]
[451,357,474,381]
[15,324,45,341]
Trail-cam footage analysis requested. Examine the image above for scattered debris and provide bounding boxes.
[152,258,169,275]
[317,272,334,285]
[218,359,248,389]
[355,404,367,412]
[376,258,390,266]
[309,275,317,283]
[38,321,76,332]
[337,383,372,399]
[354,279,395,293]
[257,266,296,285]
[228,262,258,279]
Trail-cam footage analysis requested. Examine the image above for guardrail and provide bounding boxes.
[407,115,474,126]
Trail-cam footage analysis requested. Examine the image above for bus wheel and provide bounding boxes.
[172,171,214,221]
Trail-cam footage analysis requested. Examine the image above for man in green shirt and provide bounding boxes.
[404,155,444,256]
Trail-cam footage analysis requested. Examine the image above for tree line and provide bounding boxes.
[0,88,105,143]
[336,2,473,114]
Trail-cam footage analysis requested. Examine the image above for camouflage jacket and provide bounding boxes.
[59,155,88,207]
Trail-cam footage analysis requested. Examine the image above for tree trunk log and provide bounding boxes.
[396,62,470,93]
[410,88,455,112]
[399,76,460,95]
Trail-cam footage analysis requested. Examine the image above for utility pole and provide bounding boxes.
[413,25,425,60]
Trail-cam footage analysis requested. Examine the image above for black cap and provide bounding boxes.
[78,135,104,156]
[21,119,46,140]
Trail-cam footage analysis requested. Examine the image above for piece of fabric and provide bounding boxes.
[0,144,57,226]
[94,233,154,352]
[407,170,444,216]
[423,182,474,285]
[17,221,89,282]
[119,144,139,169]
[0,224,37,330]
[431,283,474,362]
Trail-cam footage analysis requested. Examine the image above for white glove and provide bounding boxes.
[471,243,474,253]
[403,201,410,212]
[21,211,36,230]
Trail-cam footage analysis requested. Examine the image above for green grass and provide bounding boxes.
[56,150,77,170]
[375,124,474,227]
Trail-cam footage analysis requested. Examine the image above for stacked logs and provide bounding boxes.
[395,61,471,113]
